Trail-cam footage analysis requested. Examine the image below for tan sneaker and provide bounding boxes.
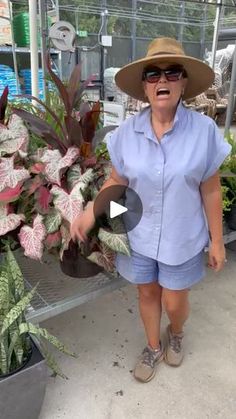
[134,344,164,382]
[164,324,184,367]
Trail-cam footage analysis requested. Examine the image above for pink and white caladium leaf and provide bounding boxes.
[98,227,131,256]
[18,214,46,260]
[40,147,79,185]
[0,114,29,157]
[87,243,115,272]
[0,204,25,236]
[0,183,22,203]
[34,186,52,215]
[67,166,94,193]
[44,209,62,233]
[0,156,30,192]
[67,164,81,189]
[45,231,62,250]
[51,183,84,224]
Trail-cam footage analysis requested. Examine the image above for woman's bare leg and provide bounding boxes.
[162,288,190,333]
[137,282,163,349]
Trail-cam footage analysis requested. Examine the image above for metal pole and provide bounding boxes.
[178,1,185,44]
[39,0,47,100]
[100,0,108,100]
[29,0,39,99]
[224,41,236,135]
[200,4,207,60]
[131,0,137,61]
[54,0,62,79]
[210,0,222,70]
[7,0,20,94]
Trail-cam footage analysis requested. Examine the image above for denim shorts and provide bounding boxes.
[116,249,206,290]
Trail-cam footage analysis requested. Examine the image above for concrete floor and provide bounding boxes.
[38,249,236,419]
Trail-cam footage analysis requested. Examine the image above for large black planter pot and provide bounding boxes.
[227,203,236,231]
[60,241,103,278]
[0,339,47,419]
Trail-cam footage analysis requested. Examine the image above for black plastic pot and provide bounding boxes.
[60,240,103,278]
[227,203,236,230]
[0,338,47,419]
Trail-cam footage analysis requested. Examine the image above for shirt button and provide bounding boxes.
[157,209,161,213]
[157,170,161,175]
[157,190,162,194]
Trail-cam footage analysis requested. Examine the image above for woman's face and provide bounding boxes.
[143,62,188,111]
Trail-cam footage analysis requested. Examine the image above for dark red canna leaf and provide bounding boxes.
[67,64,81,111]
[80,102,101,143]
[79,102,91,119]
[12,108,67,154]
[0,86,8,123]
[91,101,101,129]
[64,116,82,147]
[46,53,70,115]
[15,94,68,144]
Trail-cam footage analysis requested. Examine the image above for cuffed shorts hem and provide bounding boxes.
[116,249,206,290]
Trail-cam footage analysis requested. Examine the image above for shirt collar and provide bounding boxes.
[134,100,187,141]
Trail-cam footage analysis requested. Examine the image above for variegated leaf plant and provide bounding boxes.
[0,246,76,378]
[0,63,129,273]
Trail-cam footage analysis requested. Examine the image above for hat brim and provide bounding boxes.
[115,55,215,101]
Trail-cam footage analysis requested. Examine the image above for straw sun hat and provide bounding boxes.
[115,37,215,101]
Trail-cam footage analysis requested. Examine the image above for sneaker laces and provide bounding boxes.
[169,332,183,354]
[141,345,161,368]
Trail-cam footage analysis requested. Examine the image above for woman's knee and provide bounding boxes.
[138,282,162,301]
[162,289,189,315]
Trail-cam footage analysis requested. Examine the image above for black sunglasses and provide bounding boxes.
[142,66,187,83]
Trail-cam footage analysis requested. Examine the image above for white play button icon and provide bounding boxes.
[110,200,128,219]
[93,185,143,233]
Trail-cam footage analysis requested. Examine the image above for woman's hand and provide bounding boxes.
[70,204,95,243]
[207,240,226,272]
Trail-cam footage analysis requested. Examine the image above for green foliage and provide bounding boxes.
[221,185,233,219]
[58,0,236,43]
[95,141,110,160]
[220,133,236,219]
[0,246,77,378]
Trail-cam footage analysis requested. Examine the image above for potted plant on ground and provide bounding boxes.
[0,57,130,277]
[0,243,76,419]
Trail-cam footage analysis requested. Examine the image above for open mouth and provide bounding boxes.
[156,88,170,96]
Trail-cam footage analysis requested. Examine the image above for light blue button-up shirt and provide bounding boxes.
[106,102,231,266]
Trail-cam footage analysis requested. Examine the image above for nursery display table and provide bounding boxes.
[14,250,126,324]
[16,229,236,324]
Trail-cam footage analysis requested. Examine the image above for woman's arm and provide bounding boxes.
[200,171,226,271]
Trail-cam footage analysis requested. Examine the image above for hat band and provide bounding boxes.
[150,51,183,56]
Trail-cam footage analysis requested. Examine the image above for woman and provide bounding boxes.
[71,37,231,383]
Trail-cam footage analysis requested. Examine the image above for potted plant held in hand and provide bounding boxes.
[0,244,77,419]
[0,57,130,277]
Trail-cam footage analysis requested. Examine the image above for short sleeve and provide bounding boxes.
[106,127,126,178]
[201,121,232,182]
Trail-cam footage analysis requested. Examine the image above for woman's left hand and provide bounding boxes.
[207,241,226,272]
